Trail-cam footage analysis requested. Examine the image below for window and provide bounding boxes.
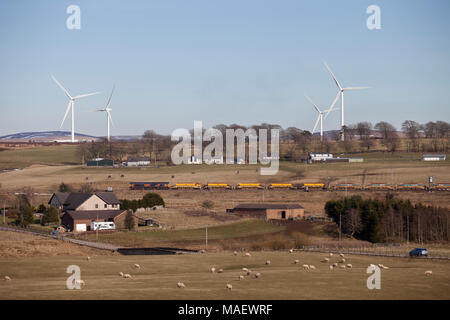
[95,204,98,208]
[104,204,107,208]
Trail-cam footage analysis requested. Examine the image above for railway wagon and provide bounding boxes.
[364,183,395,190]
[302,183,325,190]
[203,183,232,190]
[170,183,202,190]
[129,182,169,190]
[333,183,362,190]
[235,183,264,190]
[396,183,426,191]
[267,183,296,189]
[429,183,450,191]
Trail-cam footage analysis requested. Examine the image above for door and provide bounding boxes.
[281,211,286,219]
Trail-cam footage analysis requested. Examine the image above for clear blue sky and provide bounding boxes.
[0,0,449,137]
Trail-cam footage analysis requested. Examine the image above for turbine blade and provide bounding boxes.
[343,86,371,90]
[312,115,321,133]
[60,101,72,128]
[51,75,72,99]
[324,62,342,90]
[305,94,321,113]
[73,92,101,99]
[324,91,340,119]
[106,85,115,108]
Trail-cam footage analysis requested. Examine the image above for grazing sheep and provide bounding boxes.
[255,272,261,278]
[86,256,91,261]
[265,260,271,265]
[211,267,216,273]
[309,265,316,270]
[425,270,433,276]
[329,253,333,257]
[244,252,251,257]
[123,274,132,279]
[332,263,338,267]
[238,275,244,280]
[75,279,85,287]
[321,257,330,263]
[119,272,124,277]
[4,276,11,281]
[218,269,224,273]
[233,251,238,256]
[226,284,233,290]
[246,270,252,276]
[177,282,185,288]
[339,253,345,258]
[134,264,141,269]
[242,268,249,272]
[346,264,353,269]
[339,265,346,269]
[289,249,294,253]
[329,265,334,270]
[302,264,310,270]
[200,249,206,254]
[294,259,299,264]
[338,258,346,264]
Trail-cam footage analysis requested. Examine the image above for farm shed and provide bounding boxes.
[126,156,151,166]
[422,154,446,161]
[87,158,114,166]
[230,203,304,220]
[61,209,137,232]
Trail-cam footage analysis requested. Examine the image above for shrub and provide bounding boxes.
[291,232,312,248]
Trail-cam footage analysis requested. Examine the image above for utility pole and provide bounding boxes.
[96,212,99,241]
[3,202,5,225]
[339,213,342,248]
[205,227,208,251]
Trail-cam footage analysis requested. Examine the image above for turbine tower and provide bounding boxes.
[323,63,370,141]
[93,85,115,142]
[305,94,338,141]
[52,75,100,142]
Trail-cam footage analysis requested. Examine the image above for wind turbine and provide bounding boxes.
[52,75,100,142]
[92,85,115,142]
[323,62,370,141]
[305,94,338,141]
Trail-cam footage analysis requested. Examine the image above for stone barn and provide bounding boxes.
[230,203,304,220]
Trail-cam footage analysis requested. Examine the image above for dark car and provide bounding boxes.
[409,248,428,257]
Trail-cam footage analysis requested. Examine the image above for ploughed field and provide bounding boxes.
[1,250,449,299]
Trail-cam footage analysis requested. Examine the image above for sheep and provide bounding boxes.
[246,270,252,276]
[255,272,261,278]
[332,263,338,268]
[238,275,244,280]
[233,251,238,256]
[119,272,124,277]
[329,265,334,270]
[302,264,310,270]
[244,252,251,257]
[339,253,345,258]
[200,249,206,254]
[242,267,249,272]
[177,282,185,288]
[217,269,224,273]
[339,265,346,269]
[75,279,85,287]
[425,270,433,276]
[321,257,330,263]
[123,274,132,279]
[134,264,141,269]
[265,260,271,265]
[226,284,233,290]
[294,259,299,264]
[289,249,294,253]
[4,276,11,281]
[211,267,216,273]
[329,253,333,257]
[338,258,346,264]
[86,256,91,261]
[346,264,353,269]
[309,265,316,270]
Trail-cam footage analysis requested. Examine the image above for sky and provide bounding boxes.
[0,0,449,137]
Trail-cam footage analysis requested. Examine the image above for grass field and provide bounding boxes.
[1,250,449,299]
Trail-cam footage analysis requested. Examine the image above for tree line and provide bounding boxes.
[325,194,450,243]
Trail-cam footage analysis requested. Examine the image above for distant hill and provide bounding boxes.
[0,131,98,142]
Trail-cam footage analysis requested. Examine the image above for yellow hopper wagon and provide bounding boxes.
[170,183,202,190]
[235,183,265,190]
[268,183,295,190]
[204,183,232,190]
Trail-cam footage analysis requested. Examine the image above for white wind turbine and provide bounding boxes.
[92,85,115,142]
[52,75,100,142]
[305,94,338,141]
[323,62,370,141]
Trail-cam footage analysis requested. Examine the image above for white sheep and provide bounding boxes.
[211,267,216,273]
[4,276,11,281]
[86,256,91,261]
[123,274,132,279]
[265,260,271,265]
[226,284,233,290]
[255,272,261,278]
[289,249,294,253]
[200,249,206,254]
[338,258,346,263]
[309,265,316,270]
[346,264,353,269]
[339,253,345,258]
[233,251,238,256]
[332,263,338,267]
[329,253,333,257]
[134,264,141,269]
[425,270,433,276]
[244,252,251,257]
[339,265,346,269]
[218,269,224,273]
[329,265,334,270]
[177,282,185,288]
[246,270,252,276]
[119,272,124,277]
[294,259,299,264]
[321,257,330,263]
[302,264,310,270]
[238,275,244,280]
[242,267,249,272]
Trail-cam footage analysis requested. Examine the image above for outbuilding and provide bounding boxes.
[61,209,137,233]
[230,203,304,220]
[422,154,446,161]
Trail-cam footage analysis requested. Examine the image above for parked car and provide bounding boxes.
[409,248,428,257]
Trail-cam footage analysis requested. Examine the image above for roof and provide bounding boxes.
[95,192,120,204]
[233,203,304,210]
[64,210,127,220]
[48,192,70,205]
[63,193,92,210]
[127,156,151,162]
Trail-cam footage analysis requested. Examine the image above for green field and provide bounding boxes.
[74,220,285,247]
[1,251,449,299]
[0,145,80,169]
